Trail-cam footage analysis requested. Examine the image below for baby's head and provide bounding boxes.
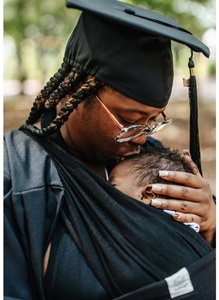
[109,146,192,203]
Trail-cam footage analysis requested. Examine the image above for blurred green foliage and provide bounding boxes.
[4,0,215,83]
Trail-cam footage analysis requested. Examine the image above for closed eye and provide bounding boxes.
[119,117,136,126]
[147,114,162,125]
[147,117,157,126]
[118,112,163,127]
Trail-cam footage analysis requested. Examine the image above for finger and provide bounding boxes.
[158,170,205,189]
[172,212,201,225]
[173,212,201,232]
[151,198,204,215]
[139,198,152,205]
[173,213,202,232]
[150,183,206,202]
[182,149,201,177]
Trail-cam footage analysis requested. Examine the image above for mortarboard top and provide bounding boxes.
[66,0,209,58]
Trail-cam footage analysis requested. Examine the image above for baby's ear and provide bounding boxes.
[139,185,156,205]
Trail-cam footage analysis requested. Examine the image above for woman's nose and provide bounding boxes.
[129,134,147,146]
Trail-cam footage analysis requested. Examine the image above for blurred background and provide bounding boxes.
[4,0,216,194]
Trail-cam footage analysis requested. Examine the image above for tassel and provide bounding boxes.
[183,51,202,175]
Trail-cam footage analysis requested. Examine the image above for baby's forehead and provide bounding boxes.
[117,159,136,170]
[110,160,135,177]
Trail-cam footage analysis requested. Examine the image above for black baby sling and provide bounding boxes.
[21,128,215,300]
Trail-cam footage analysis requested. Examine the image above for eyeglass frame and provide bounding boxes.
[94,94,172,143]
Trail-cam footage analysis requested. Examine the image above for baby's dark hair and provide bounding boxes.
[125,146,193,187]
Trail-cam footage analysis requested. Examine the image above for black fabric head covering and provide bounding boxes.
[64,0,210,173]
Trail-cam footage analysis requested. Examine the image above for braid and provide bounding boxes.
[25,62,72,125]
[21,77,102,136]
[44,67,85,110]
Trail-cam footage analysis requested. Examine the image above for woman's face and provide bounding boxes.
[60,86,166,164]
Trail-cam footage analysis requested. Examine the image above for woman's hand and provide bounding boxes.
[149,150,216,246]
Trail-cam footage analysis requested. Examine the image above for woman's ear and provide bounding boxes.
[139,185,156,205]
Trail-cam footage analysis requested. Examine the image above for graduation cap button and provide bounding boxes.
[124,8,136,15]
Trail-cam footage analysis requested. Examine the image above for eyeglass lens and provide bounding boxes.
[116,117,172,142]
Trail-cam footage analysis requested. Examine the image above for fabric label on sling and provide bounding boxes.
[165,267,194,298]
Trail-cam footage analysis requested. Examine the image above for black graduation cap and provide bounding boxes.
[65,0,210,174]
[66,0,209,57]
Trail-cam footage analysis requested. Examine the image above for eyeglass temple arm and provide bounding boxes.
[94,94,123,129]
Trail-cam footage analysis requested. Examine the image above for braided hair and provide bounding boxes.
[20,62,102,136]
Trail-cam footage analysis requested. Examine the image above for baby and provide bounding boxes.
[109,146,200,232]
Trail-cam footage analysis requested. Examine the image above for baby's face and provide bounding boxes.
[109,160,143,201]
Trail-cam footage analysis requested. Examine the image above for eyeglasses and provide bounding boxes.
[94,94,172,143]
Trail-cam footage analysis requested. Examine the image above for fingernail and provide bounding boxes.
[151,185,162,192]
[151,199,162,207]
[163,209,174,216]
[159,170,169,177]
[182,150,190,156]
[173,213,180,220]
